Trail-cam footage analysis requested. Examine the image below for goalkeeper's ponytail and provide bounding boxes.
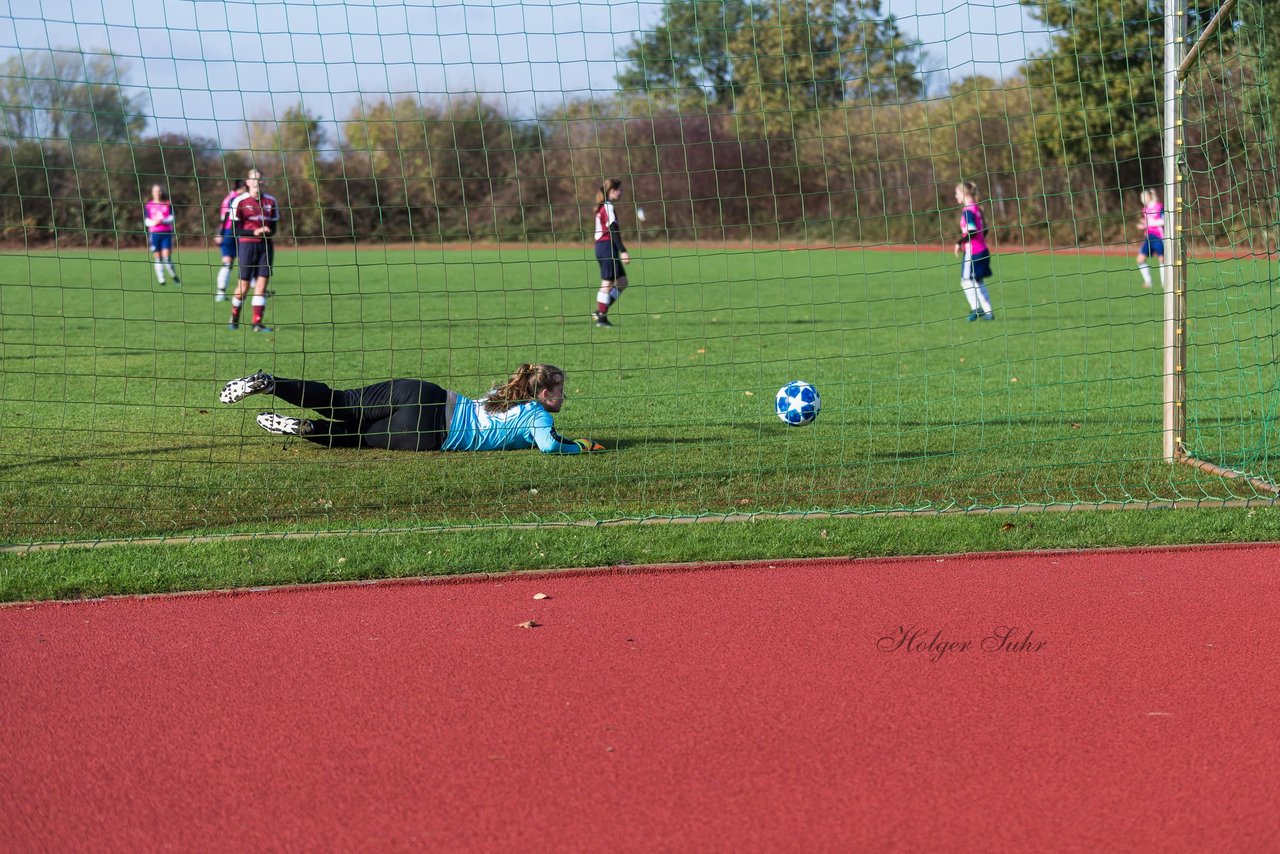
[595,178,623,211]
[484,363,566,413]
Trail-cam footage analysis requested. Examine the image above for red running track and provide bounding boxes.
[3,545,1279,851]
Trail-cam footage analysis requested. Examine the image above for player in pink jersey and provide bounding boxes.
[591,178,631,327]
[143,184,181,287]
[1136,189,1165,289]
[214,179,247,301]
[954,181,994,321]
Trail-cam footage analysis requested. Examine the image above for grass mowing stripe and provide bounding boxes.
[3,506,1279,602]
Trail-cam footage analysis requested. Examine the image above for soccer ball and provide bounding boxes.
[775,381,821,426]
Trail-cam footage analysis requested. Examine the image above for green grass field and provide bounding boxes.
[1,243,1277,599]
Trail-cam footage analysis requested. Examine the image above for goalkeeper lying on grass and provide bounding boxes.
[219,363,605,454]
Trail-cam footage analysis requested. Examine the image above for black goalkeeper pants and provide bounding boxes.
[269,378,448,451]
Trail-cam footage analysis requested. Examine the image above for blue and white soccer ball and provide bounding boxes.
[775,381,821,426]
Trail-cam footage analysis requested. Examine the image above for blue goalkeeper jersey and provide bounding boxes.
[441,394,582,453]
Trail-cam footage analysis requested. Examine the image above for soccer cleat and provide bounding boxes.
[966,310,980,322]
[227,321,239,331]
[256,412,312,436]
[172,277,182,288]
[215,292,227,302]
[980,311,996,321]
[593,311,612,327]
[251,324,273,333]
[220,370,275,404]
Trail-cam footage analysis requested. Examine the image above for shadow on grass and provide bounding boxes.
[0,442,227,473]
[0,348,204,362]
[98,348,182,358]
[607,436,723,451]
[868,449,958,462]
[896,415,1262,429]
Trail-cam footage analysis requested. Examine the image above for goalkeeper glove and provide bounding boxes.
[573,439,606,453]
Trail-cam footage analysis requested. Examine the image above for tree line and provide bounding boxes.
[0,0,1275,250]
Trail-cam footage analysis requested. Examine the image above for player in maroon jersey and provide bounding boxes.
[227,170,280,332]
[591,178,631,327]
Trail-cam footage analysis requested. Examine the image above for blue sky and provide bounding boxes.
[1,0,1050,145]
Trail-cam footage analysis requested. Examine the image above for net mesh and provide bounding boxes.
[0,0,1277,546]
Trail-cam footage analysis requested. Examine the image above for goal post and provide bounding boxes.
[1163,0,1186,464]
[1166,0,1280,494]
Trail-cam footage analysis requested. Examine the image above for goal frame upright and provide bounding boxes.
[1161,0,1186,463]
[1162,0,1279,494]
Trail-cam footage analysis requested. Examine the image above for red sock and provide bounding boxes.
[252,304,264,325]
[230,305,241,324]
[596,302,608,315]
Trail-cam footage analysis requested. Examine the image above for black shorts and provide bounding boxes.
[271,377,450,452]
[237,240,274,280]
[340,379,449,451]
[595,242,623,281]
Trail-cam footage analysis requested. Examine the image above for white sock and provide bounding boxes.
[231,297,244,308]
[975,281,992,314]
[1139,261,1152,286]
[252,295,267,307]
[154,262,165,283]
[596,284,613,307]
[961,279,980,311]
[217,265,231,291]
[164,261,177,278]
